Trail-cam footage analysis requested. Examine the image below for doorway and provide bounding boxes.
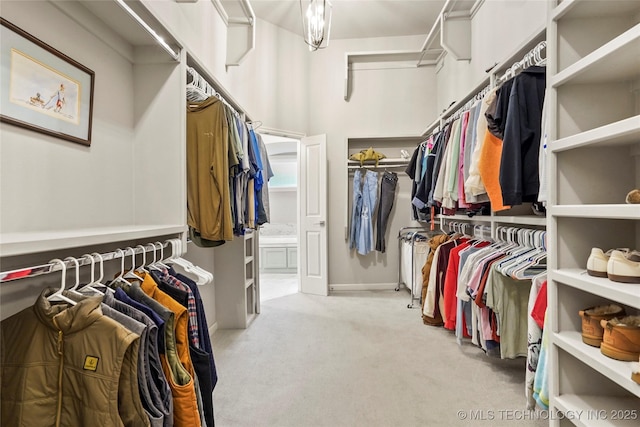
[258,133,300,302]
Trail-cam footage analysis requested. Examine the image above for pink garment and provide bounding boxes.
[458,111,470,209]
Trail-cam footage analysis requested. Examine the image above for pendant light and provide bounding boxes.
[299,0,332,51]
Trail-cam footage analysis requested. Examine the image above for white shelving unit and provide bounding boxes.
[213,231,259,329]
[547,0,640,425]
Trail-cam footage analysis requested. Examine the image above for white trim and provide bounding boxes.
[329,282,398,291]
[258,127,305,140]
[208,322,219,336]
[210,0,229,26]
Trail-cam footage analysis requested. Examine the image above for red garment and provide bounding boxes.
[442,242,472,330]
[531,280,547,329]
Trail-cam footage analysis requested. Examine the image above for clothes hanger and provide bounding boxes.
[64,256,85,296]
[123,247,144,281]
[167,238,212,285]
[79,253,106,295]
[147,243,163,271]
[136,245,149,273]
[154,241,171,270]
[46,259,77,305]
[110,249,134,288]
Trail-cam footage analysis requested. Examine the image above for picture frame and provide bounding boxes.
[0,18,94,146]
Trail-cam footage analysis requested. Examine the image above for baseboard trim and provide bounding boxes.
[330,282,399,291]
[209,322,219,337]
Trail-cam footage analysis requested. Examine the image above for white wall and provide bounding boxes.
[0,1,136,234]
[307,35,438,286]
[268,191,298,225]
[142,1,309,134]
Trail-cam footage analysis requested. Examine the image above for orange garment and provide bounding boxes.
[478,131,510,211]
[140,274,201,427]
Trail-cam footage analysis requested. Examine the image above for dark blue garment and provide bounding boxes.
[115,286,167,353]
[170,267,218,390]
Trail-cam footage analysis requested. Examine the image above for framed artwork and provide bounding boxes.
[0,18,94,146]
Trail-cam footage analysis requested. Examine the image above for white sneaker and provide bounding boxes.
[587,248,631,277]
[607,250,640,283]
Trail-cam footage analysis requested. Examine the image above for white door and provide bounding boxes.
[298,134,328,296]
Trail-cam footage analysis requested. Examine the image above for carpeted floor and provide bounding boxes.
[212,290,548,427]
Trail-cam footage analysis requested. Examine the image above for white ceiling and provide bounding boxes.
[224,0,447,40]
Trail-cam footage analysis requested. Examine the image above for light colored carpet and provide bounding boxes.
[212,290,547,427]
[259,273,298,302]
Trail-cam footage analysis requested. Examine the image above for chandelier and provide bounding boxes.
[299,0,332,51]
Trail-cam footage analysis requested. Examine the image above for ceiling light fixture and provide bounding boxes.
[299,0,332,51]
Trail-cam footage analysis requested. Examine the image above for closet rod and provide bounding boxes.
[186,66,242,118]
[0,240,173,284]
[496,40,546,85]
[438,40,546,129]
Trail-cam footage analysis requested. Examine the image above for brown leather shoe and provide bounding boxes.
[600,316,640,361]
[579,305,625,347]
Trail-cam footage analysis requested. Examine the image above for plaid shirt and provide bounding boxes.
[159,268,200,349]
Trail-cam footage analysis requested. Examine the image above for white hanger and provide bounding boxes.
[154,241,171,270]
[46,259,77,305]
[168,238,212,285]
[79,253,104,295]
[136,245,149,273]
[111,249,134,287]
[123,247,144,281]
[65,257,84,296]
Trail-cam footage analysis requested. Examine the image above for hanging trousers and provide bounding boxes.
[375,171,398,253]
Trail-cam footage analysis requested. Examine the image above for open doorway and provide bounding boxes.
[258,133,300,302]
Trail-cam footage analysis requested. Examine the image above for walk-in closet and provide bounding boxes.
[1,1,638,426]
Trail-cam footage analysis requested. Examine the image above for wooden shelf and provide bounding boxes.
[551,25,640,87]
[555,394,640,427]
[551,116,640,152]
[554,331,640,398]
[551,269,640,308]
[550,205,640,220]
[0,225,186,257]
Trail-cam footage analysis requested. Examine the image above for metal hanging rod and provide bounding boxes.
[0,240,175,284]
[186,66,242,118]
[438,40,547,129]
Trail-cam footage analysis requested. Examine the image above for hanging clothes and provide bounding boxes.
[500,66,546,206]
[1,289,151,427]
[349,169,378,255]
[478,83,512,212]
[186,97,233,246]
[420,233,451,326]
[375,171,398,253]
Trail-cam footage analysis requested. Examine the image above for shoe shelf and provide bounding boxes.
[555,331,640,398]
[551,24,640,88]
[548,0,640,424]
[550,116,640,153]
[550,269,640,309]
[555,394,640,427]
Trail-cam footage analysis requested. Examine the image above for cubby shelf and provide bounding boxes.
[554,394,640,427]
[554,331,640,398]
[550,269,640,308]
[550,116,640,153]
[551,24,640,88]
[548,0,640,424]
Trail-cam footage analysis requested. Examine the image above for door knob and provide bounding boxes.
[314,221,326,226]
